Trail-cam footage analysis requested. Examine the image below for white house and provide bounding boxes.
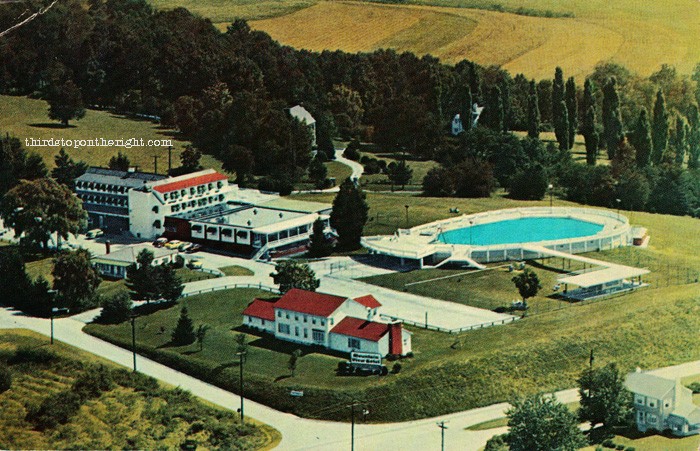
[451,113,464,135]
[243,288,412,357]
[92,243,178,279]
[626,369,700,437]
[289,105,317,147]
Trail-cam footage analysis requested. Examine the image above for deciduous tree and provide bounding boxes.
[511,268,541,308]
[270,260,320,293]
[578,362,632,431]
[47,79,85,127]
[52,248,101,311]
[108,151,130,172]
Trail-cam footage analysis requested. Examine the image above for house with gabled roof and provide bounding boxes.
[288,105,316,147]
[626,369,700,437]
[243,288,411,357]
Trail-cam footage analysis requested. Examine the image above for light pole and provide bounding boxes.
[404,205,409,228]
[236,351,246,423]
[48,289,57,345]
[130,313,137,372]
[469,219,474,246]
[350,401,369,451]
[548,183,554,210]
[615,198,621,220]
[437,420,448,451]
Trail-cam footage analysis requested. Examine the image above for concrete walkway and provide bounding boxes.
[1,307,698,450]
[295,147,364,194]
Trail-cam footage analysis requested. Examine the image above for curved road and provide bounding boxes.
[296,147,364,194]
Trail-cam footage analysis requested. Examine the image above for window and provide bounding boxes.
[262,320,265,326]
[330,318,334,325]
[648,414,657,424]
[247,316,252,323]
[295,314,299,321]
[303,329,308,338]
[278,324,290,334]
[295,326,299,336]
[312,318,316,325]
[277,311,281,318]
[303,315,307,323]
[320,319,325,326]
[636,395,644,405]
[348,338,361,349]
[286,313,290,319]
[152,206,159,213]
[312,330,325,342]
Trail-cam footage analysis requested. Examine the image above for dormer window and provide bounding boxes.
[152,206,159,214]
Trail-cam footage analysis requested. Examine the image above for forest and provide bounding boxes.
[0,0,698,216]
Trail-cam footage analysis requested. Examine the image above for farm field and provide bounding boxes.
[0,329,278,450]
[247,0,700,79]
[149,0,316,22]
[0,95,225,174]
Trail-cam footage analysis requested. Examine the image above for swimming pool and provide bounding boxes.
[437,217,604,246]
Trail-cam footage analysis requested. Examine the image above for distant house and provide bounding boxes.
[92,243,178,279]
[625,369,700,437]
[242,288,412,357]
[288,105,316,147]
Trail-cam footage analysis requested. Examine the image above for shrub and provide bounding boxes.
[0,364,11,393]
[26,390,82,430]
[98,291,133,324]
[602,439,616,448]
[405,351,414,358]
[9,347,58,365]
[687,382,700,393]
[625,447,636,451]
[112,368,160,393]
[484,434,509,451]
[392,363,402,374]
[72,365,114,400]
[616,445,625,450]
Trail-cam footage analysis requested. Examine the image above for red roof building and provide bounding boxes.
[353,295,382,309]
[242,298,276,321]
[330,317,390,341]
[273,288,348,317]
[153,171,228,194]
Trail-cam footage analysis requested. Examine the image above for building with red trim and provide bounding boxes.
[243,288,412,356]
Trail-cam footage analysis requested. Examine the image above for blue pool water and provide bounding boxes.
[437,217,604,246]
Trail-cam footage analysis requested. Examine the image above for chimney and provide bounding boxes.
[389,321,403,356]
[105,240,111,255]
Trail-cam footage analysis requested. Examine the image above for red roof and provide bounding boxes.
[330,317,390,342]
[354,295,381,309]
[153,172,227,193]
[274,288,347,317]
[242,298,276,321]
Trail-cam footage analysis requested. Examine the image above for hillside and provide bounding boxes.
[149,0,700,80]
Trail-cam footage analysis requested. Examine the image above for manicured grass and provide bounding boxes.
[580,431,700,451]
[0,329,278,450]
[175,267,217,283]
[326,160,353,183]
[25,257,55,284]
[358,150,439,191]
[0,95,225,174]
[249,1,700,79]
[219,265,255,277]
[466,416,509,431]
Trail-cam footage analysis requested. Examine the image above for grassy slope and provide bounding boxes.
[220,265,255,276]
[247,0,700,79]
[149,0,317,22]
[0,95,225,174]
[0,329,278,450]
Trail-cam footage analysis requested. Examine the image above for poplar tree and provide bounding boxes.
[687,105,700,169]
[651,89,669,165]
[602,78,623,160]
[552,67,567,149]
[629,109,652,168]
[500,79,511,133]
[527,80,540,139]
[565,77,577,149]
[673,116,688,166]
[329,178,369,250]
[580,79,598,165]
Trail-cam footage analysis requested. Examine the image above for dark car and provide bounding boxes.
[186,243,202,253]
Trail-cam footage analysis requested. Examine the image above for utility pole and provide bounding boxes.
[437,420,448,451]
[404,205,409,228]
[48,290,57,345]
[130,314,137,372]
[237,351,245,423]
[168,145,173,174]
[351,401,356,451]
[153,155,159,175]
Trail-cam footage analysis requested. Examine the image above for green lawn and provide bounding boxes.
[0,95,225,174]
[326,160,353,183]
[0,329,278,450]
[357,150,439,191]
[219,265,255,277]
[175,267,218,283]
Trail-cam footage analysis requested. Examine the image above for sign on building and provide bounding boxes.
[350,351,382,367]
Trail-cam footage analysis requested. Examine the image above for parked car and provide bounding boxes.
[164,240,182,249]
[178,242,193,252]
[85,229,104,239]
[153,237,168,248]
[186,243,202,253]
[187,257,203,270]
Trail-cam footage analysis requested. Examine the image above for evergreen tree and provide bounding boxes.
[98,292,133,324]
[688,105,700,169]
[126,249,159,301]
[307,219,333,257]
[195,324,210,352]
[500,78,511,133]
[308,157,328,189]
[108,151,130,171]
[553,100,570,150]
[552,67,566,147]
[468,62,482,104]
[602,78,623,160]
[288,349,302,377]
[171,306,196,346]
[565,77,577,150]
[582,106,599,166]
[651,89,669,165]
[180,145,202,172]
[629,109,652,168]
[672,116,688,166]
[329,178,369,250]
[52,148,87,186]
[156,264,184,301]
[527,80,540,139]
[460,85,473,132]
[581,79,595,118]
[483,85,504,132]
[387,158,413,190]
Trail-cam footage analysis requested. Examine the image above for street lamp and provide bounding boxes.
[437,420,449,451]
[47,289,57,345]
[236,351,246,423]
[404,205,409,228]
[130,313,138,372]
[469,219,474,246]
[615,198,621,220]
[548,184,554,210]
[350,401,369,451]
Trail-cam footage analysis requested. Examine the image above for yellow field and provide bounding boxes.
[246,0,700,79]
